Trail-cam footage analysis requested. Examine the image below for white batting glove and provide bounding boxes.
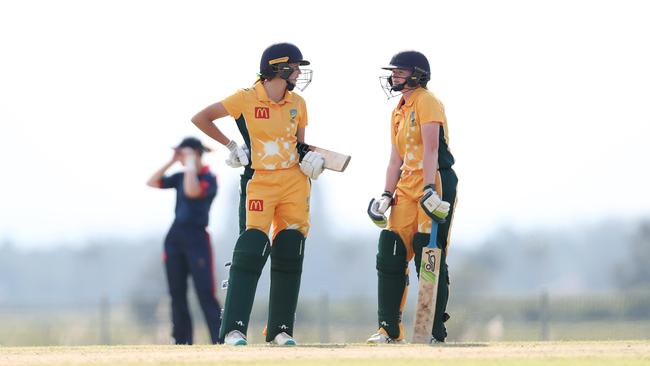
[299,151,325,179]
[225,140,250,168]
[420,184,450,223]
[225,144,250,168]
[367,192,393,228]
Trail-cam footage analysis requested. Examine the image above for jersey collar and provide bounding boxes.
[254,81,293,105]
[199,166,210,175]
[399,87,425,108]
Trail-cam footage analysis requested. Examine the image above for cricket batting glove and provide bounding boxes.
[299,151,325,179]
[367,191,393,228]
[225,140,250,168]
[420,184,450,223]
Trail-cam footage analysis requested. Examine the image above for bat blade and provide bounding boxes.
[412,225,441,344]
[296,142,351,172]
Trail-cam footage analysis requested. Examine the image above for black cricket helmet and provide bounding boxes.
[380,50,431,98]
[175,136,211,155]
[259,43,312,91]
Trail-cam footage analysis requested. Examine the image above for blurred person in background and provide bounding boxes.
[146,137,222,344]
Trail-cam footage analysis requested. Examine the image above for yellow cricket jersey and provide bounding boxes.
[221,81,308,171]
[391,88,454,172]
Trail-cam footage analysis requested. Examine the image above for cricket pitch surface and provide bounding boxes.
[1,341,649,366]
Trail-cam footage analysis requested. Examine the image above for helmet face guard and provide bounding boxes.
[379,75,401,99]
[292,68,313,91]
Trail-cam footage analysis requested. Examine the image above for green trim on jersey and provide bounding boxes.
[235,114,255,234]
[438,125,455,169]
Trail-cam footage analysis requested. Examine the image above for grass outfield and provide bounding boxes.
[1,341,649,366]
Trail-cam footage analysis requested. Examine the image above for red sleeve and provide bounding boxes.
[199,180,210,198]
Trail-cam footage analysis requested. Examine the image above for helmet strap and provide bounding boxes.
[391,82,406,92]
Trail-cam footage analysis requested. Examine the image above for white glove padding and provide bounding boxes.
[420,184,450,223]
[367,192,393,228]
[299,151,325,179]
[225,144,250,168]
[225,140,250,168]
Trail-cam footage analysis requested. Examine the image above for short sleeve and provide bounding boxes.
[417,94,446,125]
[159,172,182,189]
[220,89,247,119]
[297,98,308,128]
[390,112,399,146]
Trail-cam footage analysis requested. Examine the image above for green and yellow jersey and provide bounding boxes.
[391,88,455,171]
[221,81,308,171]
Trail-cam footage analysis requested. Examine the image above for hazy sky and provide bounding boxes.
[1,0,649,248]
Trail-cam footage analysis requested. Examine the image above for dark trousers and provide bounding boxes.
[164,223,222,344]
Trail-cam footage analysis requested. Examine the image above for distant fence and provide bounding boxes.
[1,291,649,346]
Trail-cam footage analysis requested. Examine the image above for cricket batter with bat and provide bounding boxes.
[367,51,458,344]
[191,43,324,346]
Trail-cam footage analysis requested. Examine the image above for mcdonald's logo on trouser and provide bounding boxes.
[244,165,310,238]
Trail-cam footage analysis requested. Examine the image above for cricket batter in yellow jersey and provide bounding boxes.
[367,51,458,344]
[191,43,325,346]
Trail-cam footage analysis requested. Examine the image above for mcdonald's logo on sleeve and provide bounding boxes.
[248,199,264,211]
[255,107,270,119]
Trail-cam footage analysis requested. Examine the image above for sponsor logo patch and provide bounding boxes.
[248,199,264,211]
[255,107,270,119]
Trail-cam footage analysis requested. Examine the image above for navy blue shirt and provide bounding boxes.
[159,166,217,227]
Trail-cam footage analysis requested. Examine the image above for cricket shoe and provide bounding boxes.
[224,330,247,346]
[270,332,297,346]
[367,328,405,344]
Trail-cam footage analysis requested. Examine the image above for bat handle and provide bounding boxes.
[295,142,311,161]
[427,221,439,249]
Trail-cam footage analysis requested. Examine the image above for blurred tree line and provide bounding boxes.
[1,218,649,306]
[2,217,650,344]
[614,221,650,291]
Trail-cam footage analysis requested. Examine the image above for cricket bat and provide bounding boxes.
[412,222,441,344]
[296,142,351,172]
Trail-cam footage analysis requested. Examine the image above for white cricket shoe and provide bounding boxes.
[271,332,297,346]
[224,330,247,346]
[367,329,405,344]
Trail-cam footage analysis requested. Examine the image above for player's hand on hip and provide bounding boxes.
[299,151,325,179]
[420,184,450,223]
[225,140,250,168]
[367,191,393,228]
